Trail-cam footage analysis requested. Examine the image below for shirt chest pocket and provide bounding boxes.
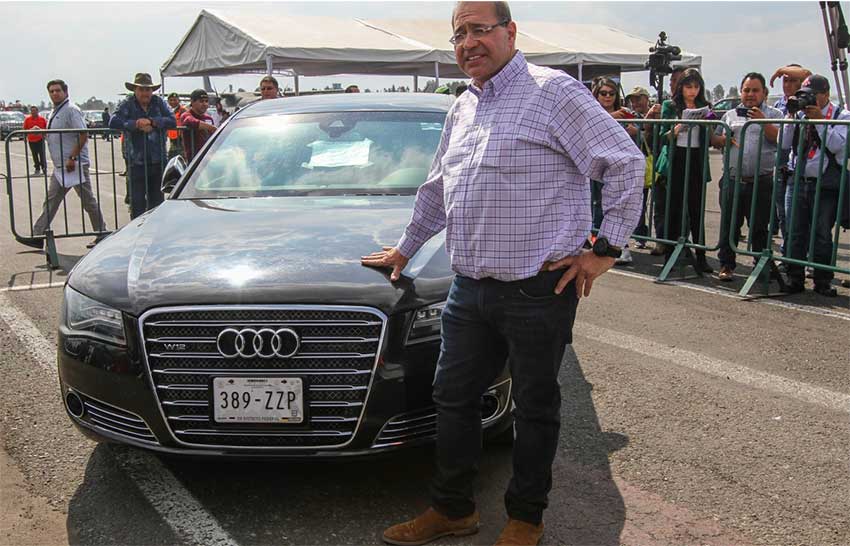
[480,124,550,173]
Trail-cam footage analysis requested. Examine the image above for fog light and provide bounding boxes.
[65,391,85,418]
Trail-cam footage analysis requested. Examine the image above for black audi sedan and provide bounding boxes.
[58,94,512,457]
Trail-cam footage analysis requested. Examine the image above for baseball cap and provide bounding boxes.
[190,89,209,102]
[625,86,650,99]
[167,92,180,99]
[800,74,829,95]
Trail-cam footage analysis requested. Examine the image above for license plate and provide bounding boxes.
[212,377,304,424]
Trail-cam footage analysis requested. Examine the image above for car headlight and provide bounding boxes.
[406,302,445,345]
[62,286,126,346]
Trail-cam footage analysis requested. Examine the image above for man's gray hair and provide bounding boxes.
[452,2,512,26]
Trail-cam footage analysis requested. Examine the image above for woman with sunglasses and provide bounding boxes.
[591,77,638,264]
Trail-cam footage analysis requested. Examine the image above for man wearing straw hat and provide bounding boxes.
[109,73,175,219]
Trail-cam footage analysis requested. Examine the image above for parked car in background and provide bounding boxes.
[57,94,513,458]
[0,111,26,140]
[712,97,742,119]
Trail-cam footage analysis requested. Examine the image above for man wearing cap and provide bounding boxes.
[625,86,651,117]
[780,74,849,296]
[109,73,176,219]
[166,92,186,160]
[624,86,652,245]
[180,90,217,163]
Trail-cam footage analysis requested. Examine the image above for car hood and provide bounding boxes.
[68,197,452,317]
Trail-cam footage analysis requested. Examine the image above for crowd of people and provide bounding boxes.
[592,64,847,297]
[13,59,847,297]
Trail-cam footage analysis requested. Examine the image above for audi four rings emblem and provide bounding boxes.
[216,328,300,359]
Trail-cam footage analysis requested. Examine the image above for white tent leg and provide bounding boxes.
[435,62,440,86]
[578,63,584,84]
[266,55,273,76]
[160,71,166,93]
[294,74,300,96]
[414,75,419,92]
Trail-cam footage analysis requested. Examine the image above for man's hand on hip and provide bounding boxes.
[361,246,409,281]
[545,251,616,298]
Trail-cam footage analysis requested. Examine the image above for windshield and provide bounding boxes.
[85,111,102,119]
[2,112,25,121]
[178,111,445,198]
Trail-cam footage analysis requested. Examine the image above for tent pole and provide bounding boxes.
[160,71,165,93]
[435,62,440,86]
[266,55,273,76]
[414,75,419,92]
[294,74,300,96]
[578,63,584,84]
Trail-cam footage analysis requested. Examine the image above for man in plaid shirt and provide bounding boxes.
[364,3,643,544]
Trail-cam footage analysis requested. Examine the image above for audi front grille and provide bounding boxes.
[138,305,386,450]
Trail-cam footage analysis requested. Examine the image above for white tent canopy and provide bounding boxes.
[161,10,701,82]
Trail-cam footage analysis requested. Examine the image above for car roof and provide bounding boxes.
[234,93,454,119]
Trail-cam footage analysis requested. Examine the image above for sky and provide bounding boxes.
[0,1,845,106]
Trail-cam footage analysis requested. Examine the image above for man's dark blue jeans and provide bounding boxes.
[787,181,839,285]
[430,270,579,526]
[129,162,164,219]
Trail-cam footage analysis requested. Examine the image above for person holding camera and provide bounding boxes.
[712,73,783,282]
[771,64,810,255]
[780,74,848,296]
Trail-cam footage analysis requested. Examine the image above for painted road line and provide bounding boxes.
[608,268,850,322]
[0,292,238,546]
[574,321,850,414]
[0,281,66,293]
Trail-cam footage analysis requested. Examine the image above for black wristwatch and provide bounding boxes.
[592,237,622,259]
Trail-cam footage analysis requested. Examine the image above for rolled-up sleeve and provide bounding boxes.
[549,79,644,248]
[396,109,453,258]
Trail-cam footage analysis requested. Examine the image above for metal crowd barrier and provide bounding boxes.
[5,126,197,269]
[611,116,848,298]
[611,118,736,281]
[729,118,849,297]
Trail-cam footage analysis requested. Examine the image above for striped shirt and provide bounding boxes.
[397,51,644,281]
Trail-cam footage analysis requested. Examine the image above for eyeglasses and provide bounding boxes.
[597,91,617,97]
[449,20,510,46]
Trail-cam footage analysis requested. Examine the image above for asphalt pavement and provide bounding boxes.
[0,141,848,546]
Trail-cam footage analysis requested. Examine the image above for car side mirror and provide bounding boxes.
[161,155,186,194]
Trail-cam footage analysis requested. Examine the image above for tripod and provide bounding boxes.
[820,1,850,107]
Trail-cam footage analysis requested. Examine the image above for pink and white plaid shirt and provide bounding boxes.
[398,51,644,281]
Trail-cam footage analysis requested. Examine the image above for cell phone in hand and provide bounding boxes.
[735,106,750,117]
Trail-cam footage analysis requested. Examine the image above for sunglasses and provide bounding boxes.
[597,90,617,97]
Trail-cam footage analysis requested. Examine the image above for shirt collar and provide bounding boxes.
[469,50,526,98]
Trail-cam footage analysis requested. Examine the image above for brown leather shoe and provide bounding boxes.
[494,519,544,546]
[382,507,479,545]
[718,266,734,282]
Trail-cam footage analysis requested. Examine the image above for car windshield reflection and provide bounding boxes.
[178,111,445,199]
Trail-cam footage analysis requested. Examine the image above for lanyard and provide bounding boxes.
[47,99,69,129]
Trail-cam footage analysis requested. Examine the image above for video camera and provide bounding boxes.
[786,90,817,115]
[645,32,682,99]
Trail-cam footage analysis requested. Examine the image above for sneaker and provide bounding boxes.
[806,267,814,279]
[842,279,850,289]
[382,507,479,546]
[615,247,633,265]
[635,240,647,249]
[495,519,545,546]
[718,266,734,282]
